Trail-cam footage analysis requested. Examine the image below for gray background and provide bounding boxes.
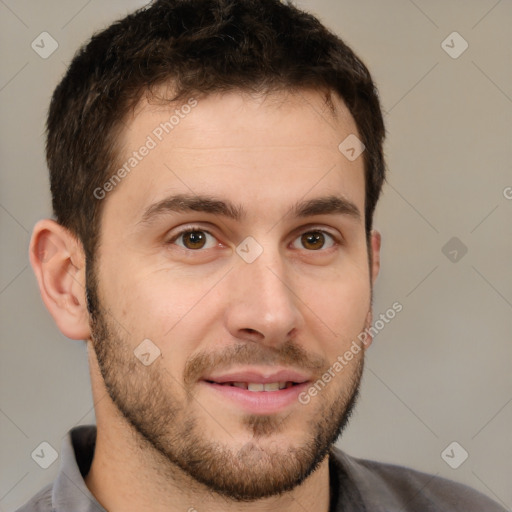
[1,0,511,510]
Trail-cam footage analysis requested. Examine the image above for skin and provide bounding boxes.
[30,89,381,512]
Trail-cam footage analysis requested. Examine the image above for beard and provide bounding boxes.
[86,266,366,502]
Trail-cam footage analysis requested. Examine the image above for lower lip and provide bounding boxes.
[200,381,309,415]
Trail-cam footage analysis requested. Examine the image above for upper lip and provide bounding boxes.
[202,368,311,384]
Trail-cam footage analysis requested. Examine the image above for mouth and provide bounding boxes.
[199,369,311,414]
[204,380,298,391]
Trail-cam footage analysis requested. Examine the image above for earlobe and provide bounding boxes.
[29,219,91,340]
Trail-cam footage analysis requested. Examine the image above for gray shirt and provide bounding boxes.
[15,425,507,511]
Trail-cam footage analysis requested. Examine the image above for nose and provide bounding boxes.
[223,249,303,346]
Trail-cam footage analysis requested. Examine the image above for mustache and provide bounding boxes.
[183,341,327,387]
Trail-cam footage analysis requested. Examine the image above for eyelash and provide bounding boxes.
[167,225,341,251]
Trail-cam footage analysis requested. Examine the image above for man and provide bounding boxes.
[20,0,506,510]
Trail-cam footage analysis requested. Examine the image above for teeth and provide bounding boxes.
[219,381,295,391]
[248,383,265,392]
[228,382,292,391]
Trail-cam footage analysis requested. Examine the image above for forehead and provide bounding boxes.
[125,89,358,151]
[101,89,365,230]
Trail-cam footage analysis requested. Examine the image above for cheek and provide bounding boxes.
[298,266,371,350]
[104,265,221,356]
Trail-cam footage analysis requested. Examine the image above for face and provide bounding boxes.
[87,89,376,500]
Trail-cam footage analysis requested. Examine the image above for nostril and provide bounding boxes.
[239,327,265,341]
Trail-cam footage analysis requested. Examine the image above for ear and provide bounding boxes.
[369,229,381,286]
[29,219,91,340]
[362,229,382,350]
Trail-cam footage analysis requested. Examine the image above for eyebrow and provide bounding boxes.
[293,195,361,220]
[139,194,244,224]
[138,193,361,225]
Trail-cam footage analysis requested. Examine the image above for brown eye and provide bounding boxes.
[183,231,206,249]
[291,230,336,251]
[172,229,217,250]
[301,231,325,250]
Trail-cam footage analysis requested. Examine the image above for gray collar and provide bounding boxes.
[52,426,105,512]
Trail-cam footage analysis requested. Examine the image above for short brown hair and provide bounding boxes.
[46,0,386,262]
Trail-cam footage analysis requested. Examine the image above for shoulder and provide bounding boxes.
[330,447,507,511]
[13,483,53,512]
